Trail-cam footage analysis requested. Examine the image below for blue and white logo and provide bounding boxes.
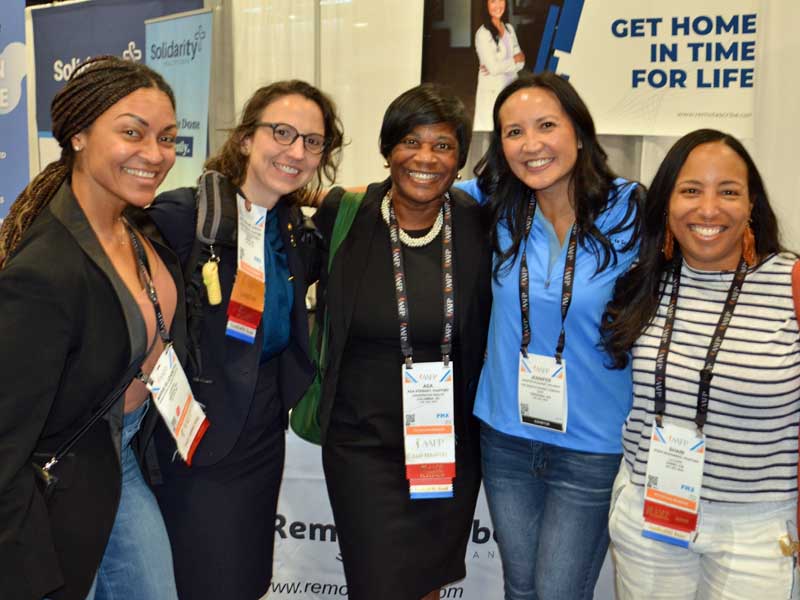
[175,136,194,157]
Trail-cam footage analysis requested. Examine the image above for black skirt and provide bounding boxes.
[323,433,480,600]
[154,358,285,600]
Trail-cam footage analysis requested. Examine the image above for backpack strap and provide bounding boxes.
[183,171,238,381]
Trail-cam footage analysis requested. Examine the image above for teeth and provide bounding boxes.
[690,225,725,237]
[408,171,438,181]
[123,167,156,179]
[275,163,299,175]
[526,158,553,168]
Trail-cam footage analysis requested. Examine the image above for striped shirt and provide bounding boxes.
[623,253,800,502]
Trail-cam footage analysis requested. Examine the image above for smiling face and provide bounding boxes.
[240,93,324,208]
[71,87,177,210]
[668,141,752,271]
[388,122,460,211]
[487,0,506,19]
[499,86,579,205]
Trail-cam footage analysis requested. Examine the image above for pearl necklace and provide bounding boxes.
[381,191,445,248]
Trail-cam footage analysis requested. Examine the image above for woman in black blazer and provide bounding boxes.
[314,84,492,600]
[147,80,344,600]
[0,57,183,600]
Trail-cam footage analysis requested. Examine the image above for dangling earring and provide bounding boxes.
[456,172,462,180]
[663,227,674,260]
[742,221,756,266]
[383,160,390,168]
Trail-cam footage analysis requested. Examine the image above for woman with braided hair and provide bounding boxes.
[0,56,183,600]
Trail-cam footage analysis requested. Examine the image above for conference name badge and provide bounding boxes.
[642,422,705,548]
[226,195,266,343]
[517,353,568,432]
[401,361,456,500]
[146,344,209,465]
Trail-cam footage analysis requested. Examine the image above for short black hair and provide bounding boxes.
[379,83,471,169]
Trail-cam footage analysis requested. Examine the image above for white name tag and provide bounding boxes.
[517,353,567,432]
[642,422,705,548]
[146,344,209,465]
[401,361,456,500]
[236,194,266,281]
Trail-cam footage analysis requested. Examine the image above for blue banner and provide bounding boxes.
[146,9,212,190]
[31,0,201,167]
[0,0,28,221]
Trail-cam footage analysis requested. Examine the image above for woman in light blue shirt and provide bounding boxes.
[458,72,642,600]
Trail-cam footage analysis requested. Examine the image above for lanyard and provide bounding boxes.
[126,222,171,346]
[518,192,577,364]
[388,193,455,368]
[654,257,748,431]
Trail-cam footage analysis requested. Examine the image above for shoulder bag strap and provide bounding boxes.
[320,191,364,368]
[792,260,800,550]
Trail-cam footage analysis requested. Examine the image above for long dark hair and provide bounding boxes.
[482,0,510,45]
[205,80,344,204]
[601,128,782,369]
[475,71,641,281]
[0,56,175,268]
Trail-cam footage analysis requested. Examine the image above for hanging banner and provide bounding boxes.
[29,0,202,169]
[557,0,758,137]
[0,0,28,222]
[145,9,212,190]
[422,0,759,137]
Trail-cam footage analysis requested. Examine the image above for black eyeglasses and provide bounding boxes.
[254,122,327,154]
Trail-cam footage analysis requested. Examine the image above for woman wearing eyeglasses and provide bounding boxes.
[146,81,344,600]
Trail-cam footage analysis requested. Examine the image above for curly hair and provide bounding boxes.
[0,56,175,268]
[204,80,344,204]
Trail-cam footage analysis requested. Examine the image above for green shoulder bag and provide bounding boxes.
[290,191,364,444]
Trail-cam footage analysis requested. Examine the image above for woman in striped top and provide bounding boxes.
[602,129,799,599]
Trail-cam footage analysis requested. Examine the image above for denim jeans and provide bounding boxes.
[610,464,798,600]
[480,423,621,600]
[85,401,178,600]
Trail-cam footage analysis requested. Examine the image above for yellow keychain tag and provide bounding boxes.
[202,258,221,305]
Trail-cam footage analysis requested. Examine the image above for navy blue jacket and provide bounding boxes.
[147,185,314,466]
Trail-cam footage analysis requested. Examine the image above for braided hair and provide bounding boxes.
[0,56,175,268]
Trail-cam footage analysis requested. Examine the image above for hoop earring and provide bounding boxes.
[663,227,674,260]
[742,222,756,266]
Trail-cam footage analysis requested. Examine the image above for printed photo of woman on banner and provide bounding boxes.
[422,0,562,131]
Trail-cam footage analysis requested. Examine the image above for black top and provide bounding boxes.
[331,226,461,448]
[313,180,492,446]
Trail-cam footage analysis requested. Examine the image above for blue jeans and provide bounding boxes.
[86,401,178,600]
[480,423,621,600]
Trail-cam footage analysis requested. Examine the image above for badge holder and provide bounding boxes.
[641,420,705,548]
[225,195,267,343]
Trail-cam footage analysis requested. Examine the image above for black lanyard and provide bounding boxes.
[654,257,748,431]
[388,194,455,368]
[518,192,578,364]
[126,222,171,346]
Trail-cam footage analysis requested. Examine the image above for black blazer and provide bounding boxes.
[313,180,492,444]
[0,183,186,600]
[147,184,314,466]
